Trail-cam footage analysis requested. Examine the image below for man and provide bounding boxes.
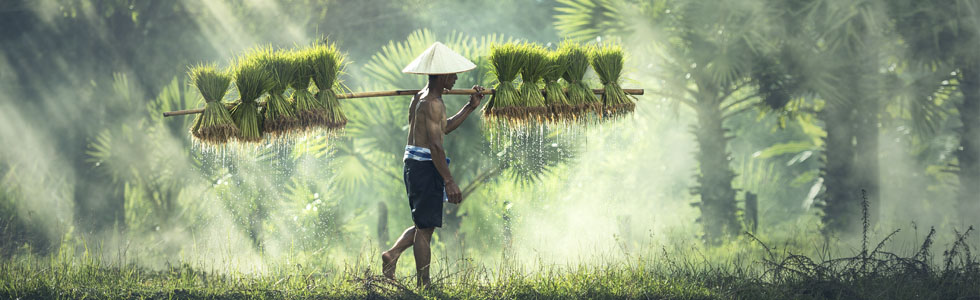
[381,42,484,288]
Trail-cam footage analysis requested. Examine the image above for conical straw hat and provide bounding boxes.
[402,42,476,75]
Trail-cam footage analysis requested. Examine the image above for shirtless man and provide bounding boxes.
[381,42,483,288]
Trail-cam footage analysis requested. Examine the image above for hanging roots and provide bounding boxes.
[192,102,239,144]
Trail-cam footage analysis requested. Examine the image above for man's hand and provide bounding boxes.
[446,180,463,204]
[468,85,484,109]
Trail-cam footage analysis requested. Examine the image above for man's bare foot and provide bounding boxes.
[381,251,399,280]
[417,279,431,290]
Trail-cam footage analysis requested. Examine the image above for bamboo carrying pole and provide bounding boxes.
[163,88,644,117]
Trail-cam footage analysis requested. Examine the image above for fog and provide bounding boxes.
[0,0,977,276]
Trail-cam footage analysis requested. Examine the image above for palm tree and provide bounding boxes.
[554,0,785,242]
[85,75,227,232]
[772,0,893,233]
[887,0,980,224]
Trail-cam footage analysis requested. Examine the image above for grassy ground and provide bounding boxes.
[0,261,717,299]
[2,234,977,300]
[2,205,977,300]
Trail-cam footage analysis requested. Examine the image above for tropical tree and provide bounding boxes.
[85,75,207,231]
[765,0,896,233]
[554,0,788,242]
[887,0,980,224]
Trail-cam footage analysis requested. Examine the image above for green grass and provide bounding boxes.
[2,202,975,300]
[543,50,572,123]
[308,41,348,130]
[557,41,600,122]
[483,42,526,125]
[2,231,976,300]
[188,64,238,144]
[229,51,274,143]
[0,259,718,299]
[590,43,634,118]
[1,257,973,300]
[255,46,301,136]
[288,48,328,132]
[516,43,549,122]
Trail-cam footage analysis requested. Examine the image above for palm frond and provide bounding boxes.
[554,0,633,43]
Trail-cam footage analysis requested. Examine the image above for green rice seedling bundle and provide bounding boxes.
[188,64,238,144]
[516,43,549,123]
[289,49,327,131]
[229,54,274,143]
[558,41,600,118]
[542,50,572,122]
[309,42,347,130]
[591,44,634,118]
[482,43,524,124]
[256,47,301,136]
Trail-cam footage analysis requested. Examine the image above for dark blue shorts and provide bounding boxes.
[404,159,444,228]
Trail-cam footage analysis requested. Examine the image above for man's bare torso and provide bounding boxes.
[407,90,446,148]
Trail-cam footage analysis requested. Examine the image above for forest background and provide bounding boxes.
[0,0,977,284]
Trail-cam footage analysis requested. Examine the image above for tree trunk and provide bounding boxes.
[820,55,884,235]
[853,58,881,228]
[820,102,860,234]
[957,65,980,224]
[745,192,758,233]
[692,96,740,243]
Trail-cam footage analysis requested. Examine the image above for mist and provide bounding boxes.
[1,0,977,283]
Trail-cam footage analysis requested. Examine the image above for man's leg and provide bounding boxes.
[382,226,416,279]
[413,227,435,288]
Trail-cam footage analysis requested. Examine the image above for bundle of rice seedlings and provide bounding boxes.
[590,44,634,118]
[542,50,572,122]
[229,54,274,143]
[482,43,524,124]
[516,43,549,122]
[256,47,301,136]
[188,64,237,144]
[288,49,327,131]
[558,41,600,118]
[309,42,347,130]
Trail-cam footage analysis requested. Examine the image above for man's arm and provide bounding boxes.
[444,103,476,134]
[423,101,462,203]
[444,86,484,134]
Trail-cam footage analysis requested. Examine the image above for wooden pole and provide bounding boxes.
[162,88,645,117]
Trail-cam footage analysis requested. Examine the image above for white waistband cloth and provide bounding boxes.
[404,145,450,164]
[404,145,450,202]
